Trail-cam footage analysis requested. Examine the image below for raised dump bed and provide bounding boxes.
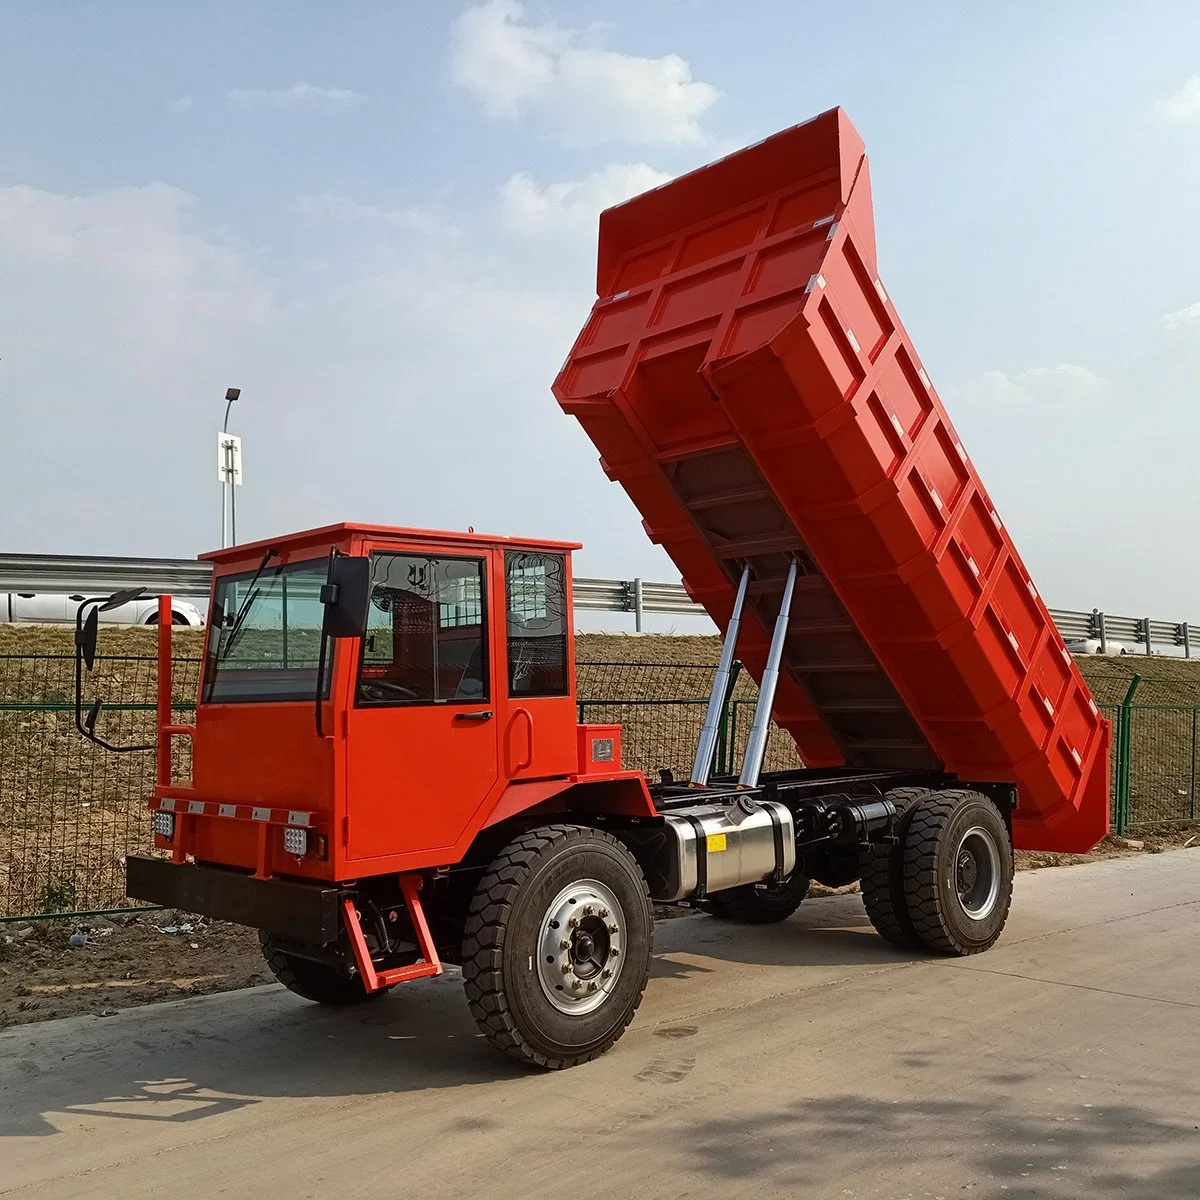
[553,107,1109,852]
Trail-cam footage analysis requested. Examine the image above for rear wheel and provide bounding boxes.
[258,932,386,1006]
[461,824,653,1069]
[902,790,1013,955]
[703,871,810,924]
[859,787,932,948]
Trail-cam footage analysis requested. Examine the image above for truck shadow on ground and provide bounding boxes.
[651,1093,1200,1199]
[650,893,922,978]
[1,898,922,1140]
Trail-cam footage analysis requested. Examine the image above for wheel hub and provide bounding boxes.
[953,826,1002,921]
[538,879,625,1015]
[956,851,978,893]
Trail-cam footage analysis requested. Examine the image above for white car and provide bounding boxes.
[2,592,205,626]
[1064,637,1129,656]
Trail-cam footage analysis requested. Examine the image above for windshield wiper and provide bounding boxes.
[204,547,276,701]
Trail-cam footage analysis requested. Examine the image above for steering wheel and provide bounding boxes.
[359,681,419,702]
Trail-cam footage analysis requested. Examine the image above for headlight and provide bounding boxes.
[152,811,176,840]
[283,827,308,857]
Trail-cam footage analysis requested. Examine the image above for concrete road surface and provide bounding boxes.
[2,852,1199,1199]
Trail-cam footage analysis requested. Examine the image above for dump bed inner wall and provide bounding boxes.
[554,108,1109,853]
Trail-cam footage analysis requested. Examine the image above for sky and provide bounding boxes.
[2,1,1199,627]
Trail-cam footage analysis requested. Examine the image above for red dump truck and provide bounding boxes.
[75,108,1108,1070]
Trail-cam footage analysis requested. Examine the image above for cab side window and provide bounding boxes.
[357,554,489,705]
[505,552,568,697]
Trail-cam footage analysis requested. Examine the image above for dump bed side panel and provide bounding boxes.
[553,108,1109,852]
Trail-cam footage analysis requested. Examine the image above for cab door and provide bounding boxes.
[343,547,501,865]
[500,549,578,780]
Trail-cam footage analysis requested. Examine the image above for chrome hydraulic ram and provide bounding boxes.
[738,560,798,789]
[690,565,750,785]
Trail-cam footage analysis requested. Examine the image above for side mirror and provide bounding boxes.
[321,556,370,639]
[78,607,100,671]
[99,587,147,613]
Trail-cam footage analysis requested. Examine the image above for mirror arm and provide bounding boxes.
[73,595,157,754]
[315,549,337,739]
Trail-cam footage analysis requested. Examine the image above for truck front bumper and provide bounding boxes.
[126,855,342,945]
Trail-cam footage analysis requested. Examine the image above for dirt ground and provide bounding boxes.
[4,828,1196,1031]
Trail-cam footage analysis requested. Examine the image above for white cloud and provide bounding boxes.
[499,163,673,235]
[0,183,272,378]
[226,82,366,109]
[449,0,718,145]
[1161,300,1200,330]
[297,193,454,238]
[1156,76,1200,122]
[965,364,1107,406]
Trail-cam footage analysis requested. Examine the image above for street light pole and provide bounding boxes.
[221,388,240,548]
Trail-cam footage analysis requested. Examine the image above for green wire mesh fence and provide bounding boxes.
[0,649,1195,920]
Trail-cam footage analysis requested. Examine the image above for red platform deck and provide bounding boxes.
[553,108,1109,852]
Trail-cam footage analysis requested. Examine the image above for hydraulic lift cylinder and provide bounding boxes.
[690,566,750,785]
[738,561,798,788]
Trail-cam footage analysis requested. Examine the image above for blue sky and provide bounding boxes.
[2,1,1199,624]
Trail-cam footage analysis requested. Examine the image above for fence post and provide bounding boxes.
[1094,609,1107,656]
[1184,623,1192,660]
[1114,673,1141,834]
[1142,617,1152,656]
[714,660,742,777]
[1191,708,1197,822]
[633,578,644,633]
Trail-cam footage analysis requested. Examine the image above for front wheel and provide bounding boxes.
[461,824,653,1069]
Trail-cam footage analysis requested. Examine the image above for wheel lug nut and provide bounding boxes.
[601,969,611,979]
[560,939,571,950]
[568,916,579,928]
[587,982,598,992]
[561,964,571,974]
[583,905,595,916]
[597,908,608,918]
[571,980,582,990]
[608,923,618,933]
[610,949,619,957]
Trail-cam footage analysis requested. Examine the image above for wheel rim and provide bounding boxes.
[953,826,1002,921]
[537,878,625,1016]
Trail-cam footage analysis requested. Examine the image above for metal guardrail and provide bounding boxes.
[0,554,209,596]
[1,553,1197,653]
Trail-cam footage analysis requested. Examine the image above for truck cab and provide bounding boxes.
[142,523,646,887]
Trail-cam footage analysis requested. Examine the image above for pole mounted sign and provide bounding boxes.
[217,432,243,487]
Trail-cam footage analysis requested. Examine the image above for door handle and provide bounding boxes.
[455,710,494,722]
[511,707,534,772]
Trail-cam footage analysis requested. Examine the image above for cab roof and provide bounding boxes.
[199,522,581,565]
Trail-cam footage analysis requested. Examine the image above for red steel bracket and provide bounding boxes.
[342,874,443,992]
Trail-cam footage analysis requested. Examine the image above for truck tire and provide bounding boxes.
[461,824,653,1070]
[703,871,810,924]
[859,787,933,948]
[258,932,386,1006]
[902,790,1013,955]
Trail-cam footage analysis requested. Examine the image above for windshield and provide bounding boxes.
[203,558,333,703]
